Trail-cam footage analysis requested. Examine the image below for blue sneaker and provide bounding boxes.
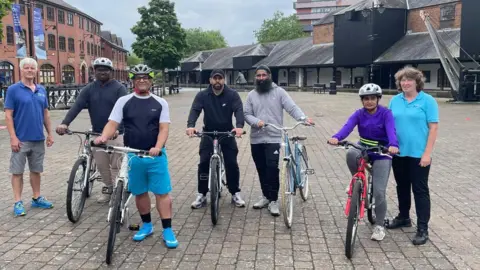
[13,201,26,217]
[162,228,178,249]
[31,196,54,209]
[133,222,153,241]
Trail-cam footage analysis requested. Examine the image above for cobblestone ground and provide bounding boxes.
[0,91,479,270]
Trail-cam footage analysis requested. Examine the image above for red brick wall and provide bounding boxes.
[408,2,462,33]
[313,23,334,44]
[101,39,128,81]
[0,4,103,85]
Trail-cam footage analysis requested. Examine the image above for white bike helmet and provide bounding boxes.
[358,83,382,97]
[93,57,113,70]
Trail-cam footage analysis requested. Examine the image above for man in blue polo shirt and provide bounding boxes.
[4,57,54,217]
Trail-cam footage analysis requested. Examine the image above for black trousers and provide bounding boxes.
[251,143,281,201]
[392,156,431,231]
[198,136,240,195]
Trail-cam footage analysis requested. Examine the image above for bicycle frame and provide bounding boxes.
[208,136,225,191]
[68,130,101,191]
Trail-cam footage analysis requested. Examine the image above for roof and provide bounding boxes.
[312,7,347,26]
[375,29,460,63]
[40,0,102,24]
[100,31,128,52]
[201,44,256,69]
[181,51,214,63]
[289,43,334,66]
[408,0,459,9]
[335,0,407,15]
[233,44,276,57]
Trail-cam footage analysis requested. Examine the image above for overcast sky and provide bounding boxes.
[66,0,295,51]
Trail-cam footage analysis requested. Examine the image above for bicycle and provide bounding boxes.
[90,142,155,265]
[328,140,392,259]
[194,130,246,225]
[265,122,315,228]
[65,129,102,223]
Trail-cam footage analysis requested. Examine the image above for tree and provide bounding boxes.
[131,0,187,80]
[254,11,308,43]
[184,28,227,57]
[0,0,13,38]
[127,52,143,66]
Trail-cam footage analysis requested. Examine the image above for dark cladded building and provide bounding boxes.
[178,0,479,100]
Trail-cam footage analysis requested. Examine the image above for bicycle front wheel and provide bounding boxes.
[298,145,310,201]
[106,180,123,265]
[280,160,294,228]
[86,157,96,198]
[210,158,220,225]
[345,180,362,259]
[66,158,88,223]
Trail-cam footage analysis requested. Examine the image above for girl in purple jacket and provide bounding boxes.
[328,83,399,241]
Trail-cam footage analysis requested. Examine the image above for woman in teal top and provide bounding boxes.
[386,67,439,246]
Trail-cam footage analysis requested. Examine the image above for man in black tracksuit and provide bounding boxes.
[186,69,246,209]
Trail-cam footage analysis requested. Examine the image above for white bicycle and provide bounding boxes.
[90,142,156,265]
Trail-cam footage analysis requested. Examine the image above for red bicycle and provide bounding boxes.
[328,140,392,259]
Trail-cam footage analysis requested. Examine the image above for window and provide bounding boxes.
[62,65,75,84]
[68,38,75,52]
[67,12,74,26]
[0,61,15,86]
[90,43,94,56]
[47,7,54,21]
[422,70,431,83]
[40,64,55,84]
[86,20,90,32]
[58,10,65,24]
[6,26,14,45]
[335,70,342,85]
[48,34,55,50]
[80,41,84,52]
[79,17,84,29]
[440,4,455,28]
[437,68,451,88]
[59,36,66,51]
[87,42,90,54]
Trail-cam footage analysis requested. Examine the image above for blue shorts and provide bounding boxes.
[127,148,172,196]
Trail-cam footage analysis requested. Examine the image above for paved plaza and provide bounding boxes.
[0,91,479,269]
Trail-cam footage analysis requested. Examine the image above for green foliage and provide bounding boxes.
[184,27,227,57]
[127,52,143,66]
[254,11,308,43]
[131,0,187,71]
[0,0,14,38]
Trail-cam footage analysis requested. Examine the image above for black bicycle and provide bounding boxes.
[65,130,102,223]
[194,130,246,225]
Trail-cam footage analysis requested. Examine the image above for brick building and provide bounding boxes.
[100,31,128,82]
[0,0,128,86]
[179,0,479,101]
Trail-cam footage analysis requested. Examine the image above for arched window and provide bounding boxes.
[0,61,15,86]
[62,65,75,84]
[39,64,55,84]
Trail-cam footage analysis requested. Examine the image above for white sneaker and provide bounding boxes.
[191,193,207,209]
[231,192,245,207]
[97,193,111,203]
[371,225,386,241]
[252,196,270,209]
[268,201,280,216]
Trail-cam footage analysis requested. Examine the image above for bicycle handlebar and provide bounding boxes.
[327,140,397,157]
[90,141,156,157]
[65,129,102,136]
[264,121,314,132]
[194,130,246,137]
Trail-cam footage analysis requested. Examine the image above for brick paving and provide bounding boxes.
[0,91,479,269]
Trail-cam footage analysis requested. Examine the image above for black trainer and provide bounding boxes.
[385,216,412,229]
[412,229,429,245]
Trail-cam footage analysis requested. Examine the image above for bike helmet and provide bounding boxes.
[129,64,155,79]
[93,57,113,69]
[358,83,382,97]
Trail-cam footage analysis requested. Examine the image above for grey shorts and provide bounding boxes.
[10,141,46,174]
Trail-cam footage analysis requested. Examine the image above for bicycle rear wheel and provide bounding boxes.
[298,145,310,201]
[210,158,220,225]
[280,160,294,228]
[106,180,123,265]
[345,179,362,259]
[66,158,88,223]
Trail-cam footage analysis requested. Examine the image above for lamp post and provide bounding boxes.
[24,0,36,58]
[198,60,203,91]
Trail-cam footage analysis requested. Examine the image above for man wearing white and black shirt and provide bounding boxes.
[95,64,178,249]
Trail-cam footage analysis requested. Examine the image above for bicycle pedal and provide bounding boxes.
[306,169,315,175]
[128,224,140,231]
[102,186,113,194]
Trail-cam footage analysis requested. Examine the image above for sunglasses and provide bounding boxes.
[134,75,152,81]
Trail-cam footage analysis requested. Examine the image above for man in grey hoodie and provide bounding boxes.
[244,65,314,216]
